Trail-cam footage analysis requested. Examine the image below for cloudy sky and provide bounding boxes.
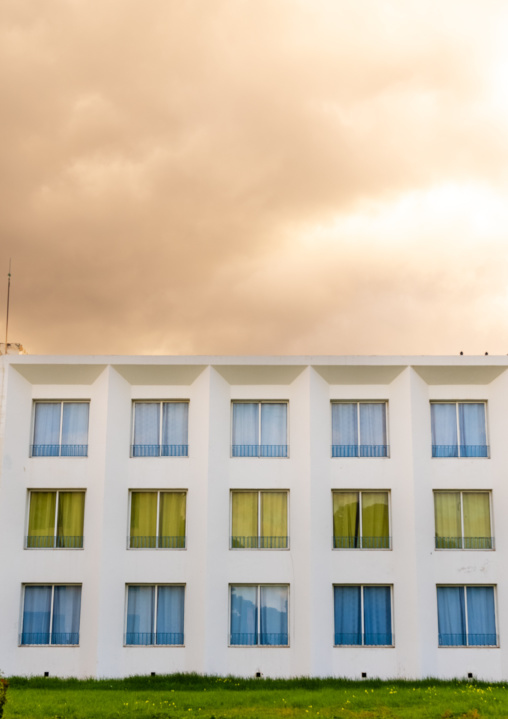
[2,1,508,356]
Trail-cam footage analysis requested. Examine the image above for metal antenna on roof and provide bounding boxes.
[4,259,11,355]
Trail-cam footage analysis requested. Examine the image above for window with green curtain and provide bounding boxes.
[260,492,287,548]
[333,492,359,548]
[462,493,491,549]
[130,492,157,548]
[362,492,389,548]
[231,492,258,548]
[434,492,462,548]
[27,492,56,548]
[56,492,84,548]
[159,492,186,548]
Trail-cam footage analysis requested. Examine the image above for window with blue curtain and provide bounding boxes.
[334,586,392,646]
[431,403,488,458]
[437,586,497,646]
[230,585,288,646]
[21,585,81,645]
[132,402,188,457]
[125,585,184,645]
[32,402,89,457]
[332,403,388,458]
[232,402,288,457]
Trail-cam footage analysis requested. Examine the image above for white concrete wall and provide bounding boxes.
[0,355,506,679]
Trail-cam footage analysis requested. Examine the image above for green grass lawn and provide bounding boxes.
[3,674,508,719]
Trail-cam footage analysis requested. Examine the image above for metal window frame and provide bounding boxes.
[430,400,489,458]
[30,400,90,458]
[228,583,290,647]
[230,400,289,458]
[433,490,493,551]
[25,489,86,550]
[229,489,289,550]
[131,400,190,458]
[436,584,498,648]
[20,583,82,646]
[123,583,186,647]
[127,489,187,550]
[333,583,394,647]
[330,400,389,458]
[332,489,391,550]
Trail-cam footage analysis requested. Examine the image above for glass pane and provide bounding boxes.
[364,586,392,645]
[434,493,461,548]
[232,404,259,456]
[28,492,56,547]
[231,493,258,548]
[52,586,81,645]
[362,493,389,548]
[159,493,186,547]
[61,403,89,448]
[161,403,188,455]
[332,404,358,455]
[437,587,466,646]
[56,493,85,548]
[230,586,257,645]
[130,493,157,548]
[334,586,361,645]
[260,493,287,548]
[156,586,184,644]
[133,403,160,455]
[463,493,491,548]
[33,403,61,453]
[22,586,52,645]
[431,404,458,456]
[260,586,288,645]
[459,404,487,456]
[359,404,386,455]
[126,586,155,645]
[260,404,287,455]
[333,493,359,548]
[467,587,496,645]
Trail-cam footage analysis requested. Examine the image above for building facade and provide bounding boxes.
[0,354,507,680]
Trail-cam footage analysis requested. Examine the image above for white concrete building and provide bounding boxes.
[0,354,507,680]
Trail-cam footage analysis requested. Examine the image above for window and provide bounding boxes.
[26,491,85,549]
[333,491,390,549]
[129,491,186,548]
[232,402,288,457]
[437,586,497,646]
[132,402,188,457]
[230,585,288,646]
[331,402,388,457]
[334,586,393,646]
[434,492,493,550]
[431,402,488,457]
[125,585,184,645]
[231,491,288,549]
[31,401,89,457]
[20,585,81,645]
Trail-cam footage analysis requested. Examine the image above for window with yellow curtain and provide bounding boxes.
[129,491,186,549]
[27,491,85,548]
[231,491,288,548]
[333,491,390,549]
[434,491,492,549]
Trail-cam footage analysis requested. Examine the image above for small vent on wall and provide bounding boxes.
[44,672,49,678]
[361,672,367,679]
[255,672,262,678]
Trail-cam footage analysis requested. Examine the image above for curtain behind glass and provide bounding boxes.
[431,404,458,457]
[332,404,358,456]
[467,587,496,645]
[362,493,389,548]
[231,493,258,548]
[434,493,461,548]
[28,492,56,548]
[261,493,287,548]
[437,587,466,646]
[157,586,185,644]
[159,493,186,548]
[52,586,81,644]
[462,493,491,549]
[126,586,155,645]
[232,404,258,456]
[22,586,52,644]
[130,493,157,548]
[133,403,160,456]
[333,493,359,548]
[261,404,287,456]
[364,586,392,645]
[459,404,487,456]
[230,586,257,645]
[57,492,84,548]
[61,403,89,455]
[360,404,386,456]
[162,403,188,456]
[334,586,361,645]
[260,586,288,645]
[33,403,61,455]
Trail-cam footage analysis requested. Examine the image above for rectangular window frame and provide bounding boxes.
[437,585,498,647]
[30,400,89,458]
[332,490,391,550]
[25,489,85,549]
[230,490,289,550]
[231,400,289,458]
[434,490,494,550]
[127,490,187,549]
[229,584,289,647]
[333,584,394,647]
[124,584,185,646]
[131,400,189,457]
[19,584,82,646]
[331,401,389,458]
[431,401,489,458]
